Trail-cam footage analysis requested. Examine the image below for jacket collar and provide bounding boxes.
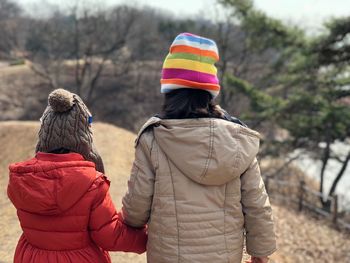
[36,152,85,162]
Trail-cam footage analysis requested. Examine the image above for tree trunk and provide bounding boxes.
[320,139,330,206]
[328,149,350,197]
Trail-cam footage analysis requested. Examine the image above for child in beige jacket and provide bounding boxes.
[121,33,276,263]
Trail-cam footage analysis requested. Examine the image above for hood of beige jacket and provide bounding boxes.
[137,117,261,186]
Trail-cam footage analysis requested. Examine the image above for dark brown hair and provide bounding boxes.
[160,89,224,119]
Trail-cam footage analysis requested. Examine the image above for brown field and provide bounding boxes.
[0,121,349,263]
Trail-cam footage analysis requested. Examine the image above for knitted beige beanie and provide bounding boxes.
[36,89,105,173]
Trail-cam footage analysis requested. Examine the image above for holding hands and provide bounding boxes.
[246,256,269,263]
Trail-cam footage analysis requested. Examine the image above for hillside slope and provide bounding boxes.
[0,121,349,263]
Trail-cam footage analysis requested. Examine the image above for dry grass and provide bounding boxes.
[0,64,48,121]
[272,203,350,262]
[0,63,30,76]
[1,121,349,263]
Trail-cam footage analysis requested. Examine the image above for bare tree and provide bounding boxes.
[0,0,22,58]
[26,2,138,104]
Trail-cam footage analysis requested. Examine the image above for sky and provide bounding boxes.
[16,0,350,33]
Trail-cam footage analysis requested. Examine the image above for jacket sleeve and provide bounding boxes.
[89,176,147,254]
[122,132,155,227]
[240,158,277,257]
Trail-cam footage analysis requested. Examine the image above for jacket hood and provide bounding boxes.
[137,117,260,186]
[8,152,97,215]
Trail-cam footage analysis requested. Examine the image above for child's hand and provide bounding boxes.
[245,256,269,263]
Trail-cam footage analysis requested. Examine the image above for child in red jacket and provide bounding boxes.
[7,89,147,263]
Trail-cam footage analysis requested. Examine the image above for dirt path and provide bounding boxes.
[0,61,9,68]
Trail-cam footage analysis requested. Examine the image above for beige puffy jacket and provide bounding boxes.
[122,117,276,263]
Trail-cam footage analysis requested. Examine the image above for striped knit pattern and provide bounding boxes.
[161,32,220,98]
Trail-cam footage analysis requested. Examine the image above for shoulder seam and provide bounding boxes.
[135,117,161,147]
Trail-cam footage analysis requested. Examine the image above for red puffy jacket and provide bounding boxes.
[7,152,147,263]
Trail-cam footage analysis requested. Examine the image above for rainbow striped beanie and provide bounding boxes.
[161,32,220,98]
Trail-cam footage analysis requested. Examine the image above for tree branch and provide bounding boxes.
[328,149,350,197]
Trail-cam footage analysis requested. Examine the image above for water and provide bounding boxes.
[294,141,350,210]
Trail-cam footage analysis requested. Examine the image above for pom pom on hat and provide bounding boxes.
[48,89,75,112]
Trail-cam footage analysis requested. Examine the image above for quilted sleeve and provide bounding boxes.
[122,132,156,227]
[240,158,277,257]
[89,176,147,254]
